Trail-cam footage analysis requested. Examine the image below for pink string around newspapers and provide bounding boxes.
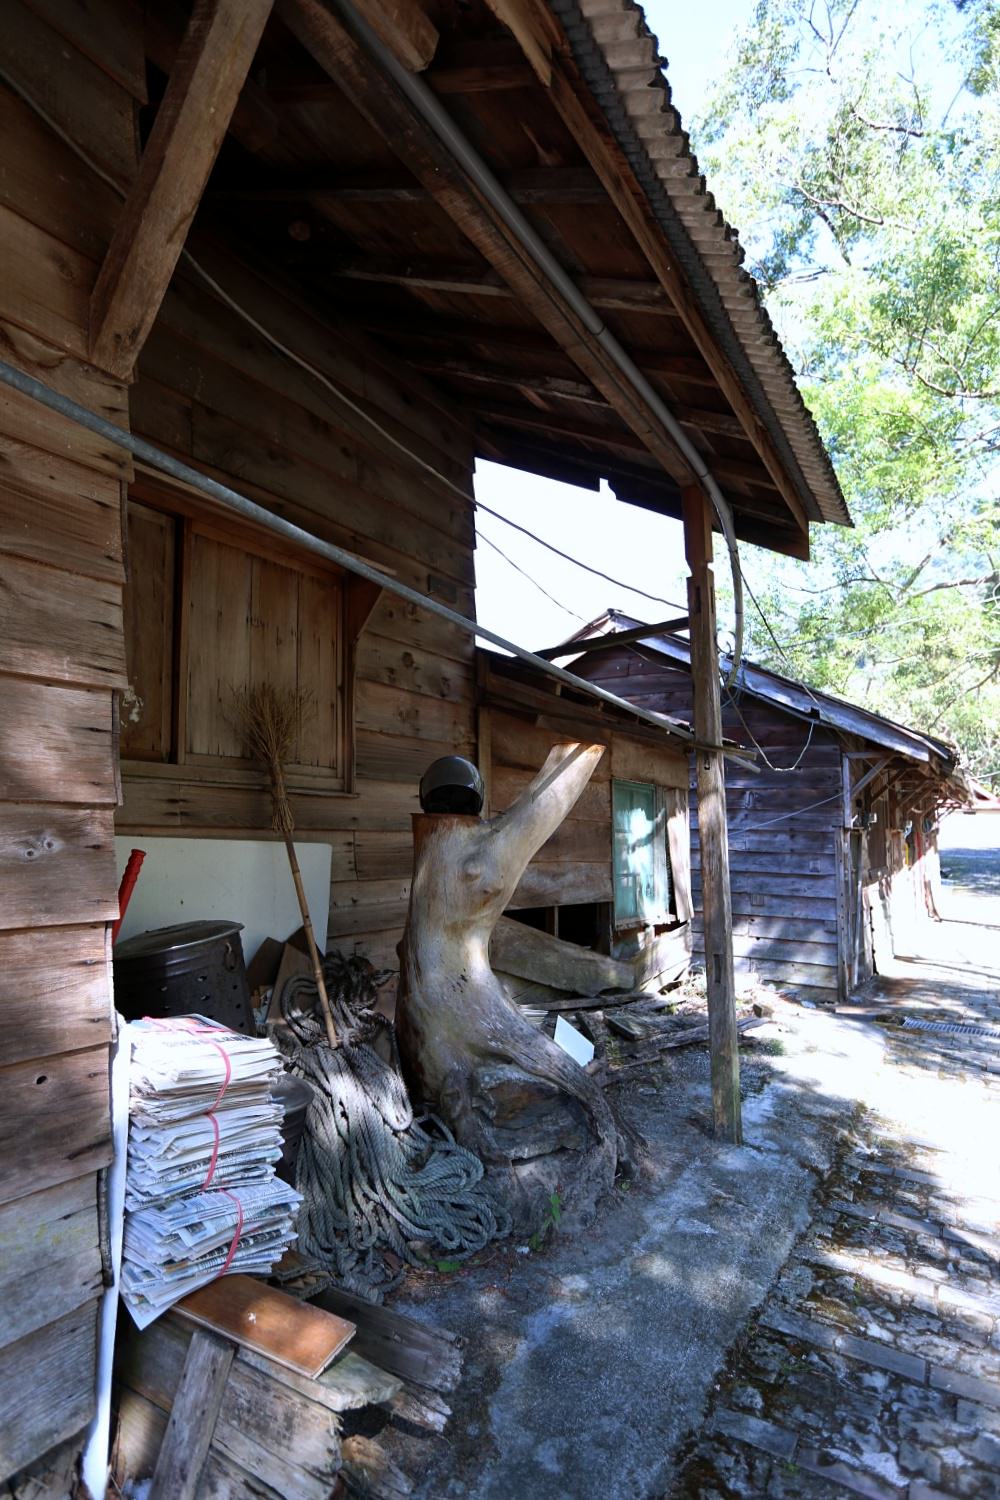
[145,1016,246,1276]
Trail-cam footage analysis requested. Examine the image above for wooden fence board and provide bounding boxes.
[0,472,123,582]
[0,1176,101,1349]
[0,1299,99,1479]
[0,84,121,259]
[0,553,125,688]
[0,202,95,356]
[0,923,112,1066]
[0,680,118,805]
[356,636,473,704]
[0,1,137,188]
[0,804,118,927]
[0,1046,111,1204]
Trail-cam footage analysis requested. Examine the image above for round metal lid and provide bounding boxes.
[113,920,244,961]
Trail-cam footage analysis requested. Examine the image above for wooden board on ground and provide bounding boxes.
[490,915,632,995]
[176,1275,355,1378]
[311,1288,462,1393]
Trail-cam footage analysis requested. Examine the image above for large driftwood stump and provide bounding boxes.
[397,742,628,1234]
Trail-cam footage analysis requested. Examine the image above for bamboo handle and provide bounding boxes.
[283,833,339,1049]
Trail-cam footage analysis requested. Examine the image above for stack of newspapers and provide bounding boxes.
[121,1016,302,1328]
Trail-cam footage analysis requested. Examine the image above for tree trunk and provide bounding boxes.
[396,742,628,1234]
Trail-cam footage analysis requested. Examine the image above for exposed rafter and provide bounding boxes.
[483,0,813,541]
[90,0,274,378]
[327,259,680,314]
[278,0,697,489]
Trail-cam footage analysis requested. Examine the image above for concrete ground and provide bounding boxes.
[374,849,1000,1500]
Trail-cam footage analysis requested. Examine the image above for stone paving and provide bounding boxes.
[669,887,1000,1500]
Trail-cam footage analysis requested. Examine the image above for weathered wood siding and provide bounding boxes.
[576,649,844,1003]
[484,706,692,986]
[115,215,479,988]
[0,4,143,1476]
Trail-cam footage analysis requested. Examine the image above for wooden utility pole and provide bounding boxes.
[682,484,742,1144]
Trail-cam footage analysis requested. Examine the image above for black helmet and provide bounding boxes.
[419,756,484,815]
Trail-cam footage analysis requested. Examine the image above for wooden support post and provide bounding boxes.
[148,1327,234,1500]
[90,0,274,379]
[681,484,741,1144]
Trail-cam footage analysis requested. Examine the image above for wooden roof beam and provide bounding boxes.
[349,0,438,72]
[279,0,697,489]
[144,1,280,156]
[353,313,720,386]
[91,0,274,378]
[328,259,680,314]
[534,618,690,659]
[411,357,748,441]
[408,356,606,405]
[477,405,779,494]
[209,165,607,205]
[484,0,814,541]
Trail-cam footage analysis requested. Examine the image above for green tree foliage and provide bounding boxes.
[694,0,1000,785]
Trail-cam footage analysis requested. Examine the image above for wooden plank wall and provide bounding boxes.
[486,708,692,975]
[488,712,615,909]
[116,237,480,989]
[576,649,845,1003]
[0,4,144,1479]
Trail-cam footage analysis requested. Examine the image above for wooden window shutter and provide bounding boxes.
[185,528,343,779]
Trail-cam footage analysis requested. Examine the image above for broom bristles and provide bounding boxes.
[230,684,316,835]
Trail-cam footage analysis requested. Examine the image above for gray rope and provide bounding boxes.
[274,952,509,1299]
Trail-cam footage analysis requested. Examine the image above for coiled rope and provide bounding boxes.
[275,952,509,1300]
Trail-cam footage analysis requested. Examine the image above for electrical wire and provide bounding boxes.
[0,62,699,630]
[732,793,843,831]
[476,528,587,622]
[475,505,688,613]
[723,685,817,773]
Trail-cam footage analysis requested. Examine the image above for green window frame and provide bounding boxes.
[612,779,673,928]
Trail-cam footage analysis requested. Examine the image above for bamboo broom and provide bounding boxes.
[232,684,338,1049]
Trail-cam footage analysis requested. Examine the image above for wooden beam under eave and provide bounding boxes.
[328,260,680,315]
[351,0,439,71]
[493,11,814,546]
[90,0,274,380]
[279,0,696,490]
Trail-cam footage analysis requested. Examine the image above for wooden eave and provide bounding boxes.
[125,0,851,562]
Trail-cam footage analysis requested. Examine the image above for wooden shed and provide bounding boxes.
[559,613,969,1006]
[478,650,696,997]
[0,0,854,1486]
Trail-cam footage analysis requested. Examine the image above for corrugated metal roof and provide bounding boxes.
[548,0,851,528]
[564,610,959,769]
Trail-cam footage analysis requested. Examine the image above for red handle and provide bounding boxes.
[112,848,146,945]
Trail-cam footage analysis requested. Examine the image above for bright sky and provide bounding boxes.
[473,0,756,653]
